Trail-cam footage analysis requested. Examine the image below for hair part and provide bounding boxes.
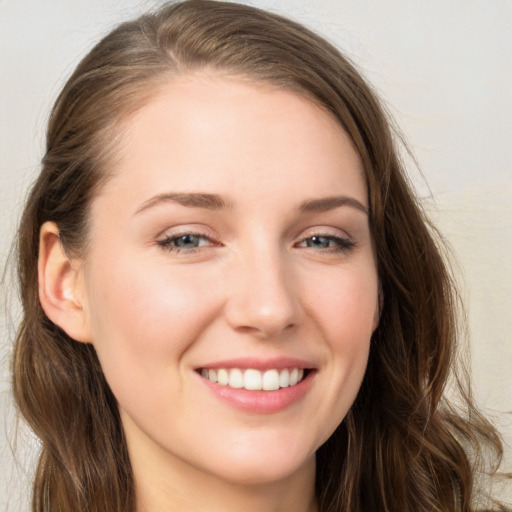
[13,1,506,511]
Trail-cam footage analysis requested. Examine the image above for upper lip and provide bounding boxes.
[196,357,315,371]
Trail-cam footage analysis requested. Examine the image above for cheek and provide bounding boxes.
[308,263,377,392]
[84,252,221,390]
[304,261,379,346]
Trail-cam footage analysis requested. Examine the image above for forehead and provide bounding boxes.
[94,74,366,211]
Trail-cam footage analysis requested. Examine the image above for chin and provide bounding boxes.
[199,445,316,487]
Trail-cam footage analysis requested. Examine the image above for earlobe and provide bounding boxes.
[38,221,91,343]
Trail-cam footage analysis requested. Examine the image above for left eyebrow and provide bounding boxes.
[299,196,368,215]
[134,192,232,215]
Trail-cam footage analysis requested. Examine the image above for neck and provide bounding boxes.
[133,449,317,512]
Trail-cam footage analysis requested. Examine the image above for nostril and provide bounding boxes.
[223,259,300,337]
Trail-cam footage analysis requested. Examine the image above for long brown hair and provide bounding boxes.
[13,1,507,510]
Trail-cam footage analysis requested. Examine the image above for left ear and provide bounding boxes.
[38,221,92,343]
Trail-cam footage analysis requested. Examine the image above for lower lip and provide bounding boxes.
[199,371,315,414]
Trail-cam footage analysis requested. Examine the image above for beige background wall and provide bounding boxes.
[1,0,510,509]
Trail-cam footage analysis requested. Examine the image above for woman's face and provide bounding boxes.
[78,75,379,488]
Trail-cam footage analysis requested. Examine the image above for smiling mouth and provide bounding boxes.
[199,367,310,391]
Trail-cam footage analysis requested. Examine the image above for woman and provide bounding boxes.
[12,1,507,511]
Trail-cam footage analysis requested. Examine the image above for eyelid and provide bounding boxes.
[159,232,212,244]
[156,226,222,254]
[157,224,218,241]
[294,227,357,252]
[154,224,357,255]
[298,225,354,241]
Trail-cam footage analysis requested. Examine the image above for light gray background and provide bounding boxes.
[1,0,511,510]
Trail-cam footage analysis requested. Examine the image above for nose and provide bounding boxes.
[223,246,300,339]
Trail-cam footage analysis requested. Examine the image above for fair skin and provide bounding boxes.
[39,74,380,512]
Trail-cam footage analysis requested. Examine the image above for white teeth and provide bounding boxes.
[244,369,262,390]
[228,368,244,388]
[262,369,280,391]
[217,368,229,386]
[279,368,290,388]
[201,367,307,391]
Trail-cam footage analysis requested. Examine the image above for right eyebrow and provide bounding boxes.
[299,195,368,215]
[134,192,232,215]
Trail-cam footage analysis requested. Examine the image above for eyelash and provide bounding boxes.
[295,233,356,253]
[157,232,216,254]
[157,231,356,255]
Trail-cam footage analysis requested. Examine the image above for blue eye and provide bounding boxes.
[158,233,212,252]
[298,235,355,252]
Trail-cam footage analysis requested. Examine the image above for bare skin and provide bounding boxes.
[39,73,379,511]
